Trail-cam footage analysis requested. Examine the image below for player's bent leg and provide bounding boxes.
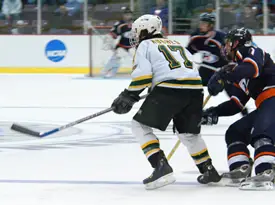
[178,133,221,184]
[174,89,221,184]
[240,137,275,190]
[131,119,175,190]
[240,98,275,190]
[220,111,256,186]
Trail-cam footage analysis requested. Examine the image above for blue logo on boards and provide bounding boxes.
[45,40,67,62]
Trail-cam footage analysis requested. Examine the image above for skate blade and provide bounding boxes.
[217,174,245,187]
[145,173,176,190]
[239,181,274,191]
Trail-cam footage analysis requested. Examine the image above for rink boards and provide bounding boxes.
[1,35,275,73]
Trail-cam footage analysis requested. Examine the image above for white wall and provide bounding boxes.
[0,35,274,73]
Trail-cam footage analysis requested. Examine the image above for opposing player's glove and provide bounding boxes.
[207,72,225,96]
[111,89,140,114]
[201,107,219,125]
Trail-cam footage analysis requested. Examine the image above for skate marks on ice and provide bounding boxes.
[0,121,226,151]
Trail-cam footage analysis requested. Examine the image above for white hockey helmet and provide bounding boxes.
[130,14,162,47]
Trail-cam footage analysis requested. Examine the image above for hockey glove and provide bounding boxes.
[111,89,140,114]
[207,72,225,96]
[201,107,219,125]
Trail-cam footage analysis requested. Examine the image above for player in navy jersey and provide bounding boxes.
[207,28,275,190]
[186,13,228,85]
[185,13,248,127]
[101,7,134,78]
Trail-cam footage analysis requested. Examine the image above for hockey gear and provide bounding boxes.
[201,107,218,125]
[197,159,221,184]
[225,28,252,50]
[122,6,133,14]
[168,95,211,161]
[207,72,224,96]
[143,150,176,190]
[11,94,148,138]
[199,13,215,24]
[240,169,274,191]
[11,107,114,138]
[101,53,120,78]
[220,164,252,187]
[130,14,162,47]
[112,89,140,114]
[224,28,252,60]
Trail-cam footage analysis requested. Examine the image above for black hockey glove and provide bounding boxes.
[207,72,225,96]
[208,62,237,96]
[111,89,140,114]
[201,107,219,125]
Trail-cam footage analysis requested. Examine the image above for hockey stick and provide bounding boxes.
[196,63,221,72]
[11,94,148,138]
[167,94,211,161]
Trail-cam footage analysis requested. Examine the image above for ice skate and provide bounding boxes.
[143,153,175,190]
[197,159,221,184]
[240,169,274,191]
[220,164,252,187]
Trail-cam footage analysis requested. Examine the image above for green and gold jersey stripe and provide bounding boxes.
[141,139,159,149]
[159,78,202,88]
[191,149,210,161]
[129,75,152,90]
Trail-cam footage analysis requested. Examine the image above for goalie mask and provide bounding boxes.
[130,14,162,47]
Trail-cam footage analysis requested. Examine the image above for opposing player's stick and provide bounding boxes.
[11,94,148,138]
[167,94,211,160]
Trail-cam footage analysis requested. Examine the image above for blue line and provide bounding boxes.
[0,179,199,186]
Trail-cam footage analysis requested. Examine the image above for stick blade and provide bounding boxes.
[11,123,41,137]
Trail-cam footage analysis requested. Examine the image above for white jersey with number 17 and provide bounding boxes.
[128,38,202,91]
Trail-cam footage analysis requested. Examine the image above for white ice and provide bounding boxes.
[0,75,272,205]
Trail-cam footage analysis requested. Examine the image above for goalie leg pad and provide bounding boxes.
[178,133,210,166]
[102,52,121,77]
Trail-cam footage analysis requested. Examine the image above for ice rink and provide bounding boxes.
[0,75,272,205]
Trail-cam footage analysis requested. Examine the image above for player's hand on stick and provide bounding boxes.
[201,107,219,125]
[111,89,140,114]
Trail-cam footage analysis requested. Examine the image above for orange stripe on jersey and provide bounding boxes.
[255,88,275,108]
[233,82,241,89]
[228,152,250,160]
[231,96,244,109]
[255,152,275,160]
[243,57,259,78]
[236,51,243,60]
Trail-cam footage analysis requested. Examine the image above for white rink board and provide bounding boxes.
[0,35,274,73]
[0,36,89,67]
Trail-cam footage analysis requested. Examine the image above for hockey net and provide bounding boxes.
[88,26,133,77]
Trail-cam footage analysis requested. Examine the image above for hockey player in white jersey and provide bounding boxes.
[111,14,221,190]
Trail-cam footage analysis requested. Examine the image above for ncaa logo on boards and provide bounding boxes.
[45,39,67,62]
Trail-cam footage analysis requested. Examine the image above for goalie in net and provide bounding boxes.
[101,7,135,78]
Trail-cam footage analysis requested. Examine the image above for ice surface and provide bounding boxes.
[0,75,271,205]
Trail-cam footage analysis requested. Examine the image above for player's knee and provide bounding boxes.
[131,119,153,137]
[178,133,201,147]
[225,124,242,146]
[253,136,273,149]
